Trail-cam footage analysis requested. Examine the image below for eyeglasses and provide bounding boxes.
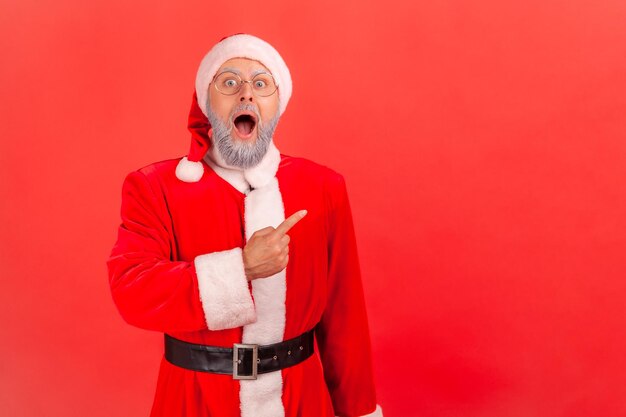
[212,71,278,97]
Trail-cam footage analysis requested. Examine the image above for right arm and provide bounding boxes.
[106,170,256,333]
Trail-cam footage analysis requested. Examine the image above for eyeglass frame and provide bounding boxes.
[210,70,279,97]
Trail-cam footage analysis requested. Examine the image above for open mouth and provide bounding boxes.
[232,112,258,139]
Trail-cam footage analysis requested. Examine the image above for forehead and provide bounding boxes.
[217,57,272,76]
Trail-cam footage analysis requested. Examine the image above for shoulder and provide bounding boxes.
[134,157,181,180]
[120,157,183,197]
[278,154,346,187]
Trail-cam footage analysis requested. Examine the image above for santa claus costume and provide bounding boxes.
[107,34,383,417]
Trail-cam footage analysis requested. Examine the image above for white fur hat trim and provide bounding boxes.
[195,34,292,117]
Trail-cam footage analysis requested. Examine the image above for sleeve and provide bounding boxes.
[106,170,256,333]
[315,174,383,417]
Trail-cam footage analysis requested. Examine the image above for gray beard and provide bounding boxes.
[206,102,280,169]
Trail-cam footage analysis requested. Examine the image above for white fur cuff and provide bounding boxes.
[336,404,384,417]
[194,247,257,330]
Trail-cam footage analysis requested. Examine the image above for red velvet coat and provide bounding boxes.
[107,143,382,417]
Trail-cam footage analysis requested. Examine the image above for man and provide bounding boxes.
[107,34,383,417]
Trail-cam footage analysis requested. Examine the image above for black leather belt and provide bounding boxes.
[164,328,315,380]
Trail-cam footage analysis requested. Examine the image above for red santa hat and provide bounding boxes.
[175,34,293,183]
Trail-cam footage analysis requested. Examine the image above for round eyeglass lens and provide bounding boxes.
[251,73,277,97]
[214,71,242,95]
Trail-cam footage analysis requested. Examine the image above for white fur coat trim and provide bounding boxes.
[202,142,286,416]
[240,176,287,417]
[194,247,256,330]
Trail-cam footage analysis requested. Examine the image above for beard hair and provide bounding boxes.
[206,101,280,170]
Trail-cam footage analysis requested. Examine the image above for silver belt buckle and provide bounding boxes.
[233,343,259,380]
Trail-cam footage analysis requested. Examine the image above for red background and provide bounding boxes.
[1,0,625,416]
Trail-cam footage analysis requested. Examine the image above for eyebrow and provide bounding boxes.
[251,69,270,78]
[220,67,270,78]
[220,67,242,75]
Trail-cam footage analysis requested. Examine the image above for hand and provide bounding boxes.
[242,210,308,281]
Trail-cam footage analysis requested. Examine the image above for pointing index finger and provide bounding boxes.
[275,210,308,236]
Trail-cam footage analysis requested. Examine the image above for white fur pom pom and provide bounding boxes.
[175,156,204,182]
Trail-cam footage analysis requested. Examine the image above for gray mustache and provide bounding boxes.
[229,103,261,125]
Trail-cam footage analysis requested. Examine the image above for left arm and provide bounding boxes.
[315,173,383,417]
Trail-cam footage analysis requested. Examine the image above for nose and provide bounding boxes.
[239,81,254,103]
